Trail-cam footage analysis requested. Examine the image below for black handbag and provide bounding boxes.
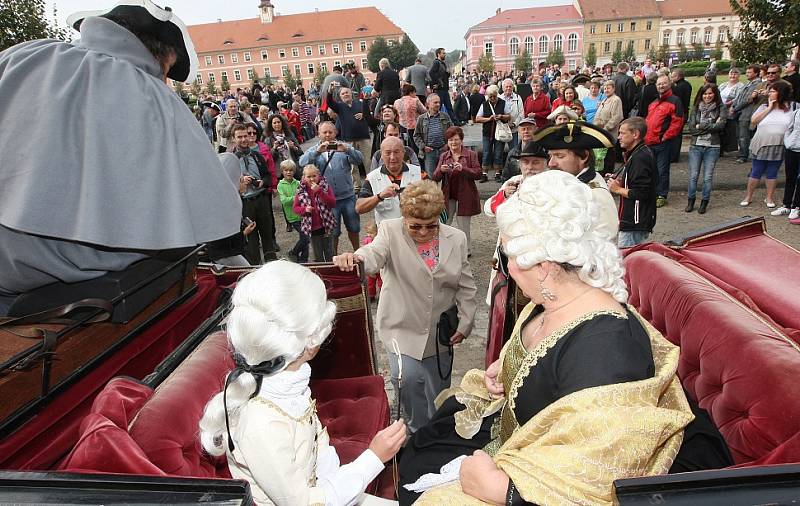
[435,304,458,380]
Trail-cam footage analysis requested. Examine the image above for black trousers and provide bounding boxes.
[784,149,800,208]
[242,192,276,265]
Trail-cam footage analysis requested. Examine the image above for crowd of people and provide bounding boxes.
[2,1,797,504]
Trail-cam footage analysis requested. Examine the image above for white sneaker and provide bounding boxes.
[789,208,800,220]
[771,206,790,216]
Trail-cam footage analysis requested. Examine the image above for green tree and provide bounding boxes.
[190,80,202,98]
[546,47,565,66]
[691,42,705,61]
[389,34,419,70]
[730,0,799,62]
[367,36,390,73]
[477,53,495,73]
[656,44,670,63]
[220,74,230,93]
[514,50,533,74]
[622,41,635,62]
[250,68,260,88]
[314,64,329,86]
[0,0,71,51]
[611,48,623,65]
[263,74,272,86]
[282,69,297,91]
[206,81,217,96]
[710,41,724,61]
[647,47,657,62]
[585,44,597,67]
[173,81,184,96]
[678,42,689,62]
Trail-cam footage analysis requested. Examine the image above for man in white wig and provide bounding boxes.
[0,1,241,314]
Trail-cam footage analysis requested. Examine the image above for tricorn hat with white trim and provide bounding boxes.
[66,0,197,82]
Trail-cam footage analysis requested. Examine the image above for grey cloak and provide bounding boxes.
[0,16,241,304]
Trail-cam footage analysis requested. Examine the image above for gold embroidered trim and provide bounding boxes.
[251,397,317,423]
[500,309,628,442]
[333,294,365,313]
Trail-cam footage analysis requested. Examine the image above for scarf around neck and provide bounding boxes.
[296,177,336,236]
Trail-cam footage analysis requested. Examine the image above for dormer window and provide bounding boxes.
[223,39,234,45]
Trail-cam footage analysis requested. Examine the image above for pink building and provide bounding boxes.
[464,5,584,73]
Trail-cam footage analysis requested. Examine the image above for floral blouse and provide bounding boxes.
[416,238,440,271]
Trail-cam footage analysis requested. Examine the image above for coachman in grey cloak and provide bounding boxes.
[0,1,242,314]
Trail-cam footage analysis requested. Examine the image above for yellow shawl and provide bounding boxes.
[416,304,694,505]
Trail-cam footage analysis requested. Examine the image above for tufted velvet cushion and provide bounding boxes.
[625,251,800,466]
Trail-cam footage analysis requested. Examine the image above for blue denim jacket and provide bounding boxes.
[298,144,363,200]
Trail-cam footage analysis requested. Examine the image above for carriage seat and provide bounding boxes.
[60,330,390,479]
[625,250,800,467]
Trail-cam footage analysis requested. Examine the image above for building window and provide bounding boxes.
[605,23,612,33]
[590,24,596,35]
[631,22,636,32]
[332,44,340,54]
[221,70,228,81]
[279,49,286,58]
[568,59,576,71]
[294,64,301,76]
[603,41,611,54]
[318,44,326,55]
[217,55,225,65]
[509,37,519,56]
[663,31,671,46]
[261,50,268,60]
[618,22,624,32]
[346,41,353,52]
[704,28,713,44]
[567,33,578,52]
[231,53,238,63]
[280,64,288,76]
[230,69,239,82]
[718,28,727,42]
[361,58,368,70]
[677,31,685,45]
[646,20,653,30]
[208,73,215,84]
[360,40,367,51]
[307,63,314,74]
[645,39,651,50]
[616,40,623,52]
[334,60,341,67]
[484,41,493,55]
[291,47,299,57]
[205,56,212,66]
[690,30,699,44]
[247,68,254,79]
[524,36,534,55]
[553,34,563,51]
[263,67,271,77]
[305,46,312,56]
[320,62,327,72]
[387,39,395,46]
[196,73,203,85]
[539,35,549,54]
[244,52,251,62]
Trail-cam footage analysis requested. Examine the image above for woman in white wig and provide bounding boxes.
[200,261,405,505]
[399,171,709,506]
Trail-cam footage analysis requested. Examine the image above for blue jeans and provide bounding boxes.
[437,89,454,118]
[289,221,309,262]
[423,148,441,176]
[332,195,360,236]
[618,231,650,248]
[651,141,672,198]
[482,136,505,169]
[687,145,720,201]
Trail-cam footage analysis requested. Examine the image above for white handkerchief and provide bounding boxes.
[402,455,467,493]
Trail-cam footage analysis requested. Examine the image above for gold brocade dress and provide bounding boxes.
[404,303,694,506]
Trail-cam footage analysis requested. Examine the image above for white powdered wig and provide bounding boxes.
[495,170,628,303]
[199,261,336,456]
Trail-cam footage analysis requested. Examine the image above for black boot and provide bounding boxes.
[698,200,709,214]
[685,198,695,213]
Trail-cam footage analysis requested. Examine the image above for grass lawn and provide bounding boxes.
[686,76,705,106]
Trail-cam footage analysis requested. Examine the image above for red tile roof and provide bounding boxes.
[188,7,403,53]
[471,5,582,30]
[656,0,734,18]
[576,0,661,20]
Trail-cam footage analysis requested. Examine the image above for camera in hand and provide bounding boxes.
[327,142,338,150]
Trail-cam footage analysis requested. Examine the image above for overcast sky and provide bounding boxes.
[45,0,566,51]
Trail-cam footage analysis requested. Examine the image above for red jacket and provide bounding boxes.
[431,148,482,216]
[644,89,684,146]
[523,93,552,130]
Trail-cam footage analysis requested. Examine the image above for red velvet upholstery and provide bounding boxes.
[625,251,800,465]
[0,275,221,471]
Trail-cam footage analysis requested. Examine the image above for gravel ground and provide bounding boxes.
[277,126,799,408]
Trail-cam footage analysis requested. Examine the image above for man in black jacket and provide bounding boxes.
[613,62,637,119]
[429,47,453,117]
[608,117,657,248]
[670,68,692,162]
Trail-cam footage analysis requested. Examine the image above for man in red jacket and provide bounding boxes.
[645,74,684,208]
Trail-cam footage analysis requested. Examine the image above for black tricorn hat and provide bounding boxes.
[67,1,197,82]
[533,121,614,150]
[512,141,549,159]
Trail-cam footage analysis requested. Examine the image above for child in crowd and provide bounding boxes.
[277,160,308,262]
[199,261,405,505]
[361,220,382,301]
[293,165,336,262]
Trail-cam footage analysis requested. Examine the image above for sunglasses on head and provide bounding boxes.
[406,222,439,231]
